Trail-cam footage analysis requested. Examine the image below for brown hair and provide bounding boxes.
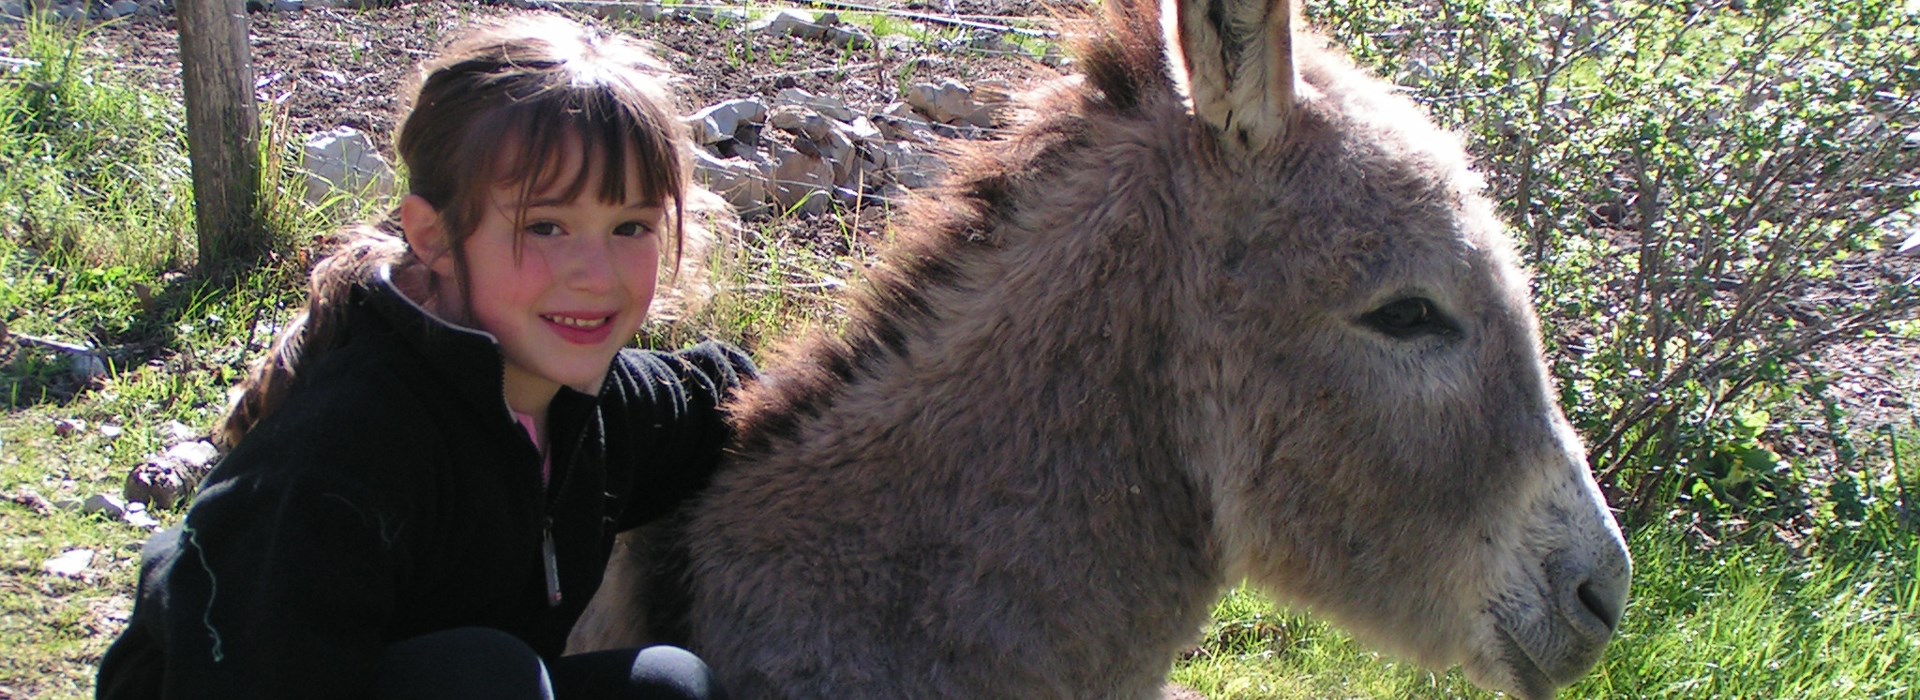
[219,14,695,448]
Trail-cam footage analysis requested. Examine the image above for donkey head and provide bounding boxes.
[1159,0,1632,696]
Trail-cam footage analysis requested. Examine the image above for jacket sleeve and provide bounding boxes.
[604,341,758,529]
[148,403,428,699]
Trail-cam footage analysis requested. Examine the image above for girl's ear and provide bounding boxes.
[400,194,457,278]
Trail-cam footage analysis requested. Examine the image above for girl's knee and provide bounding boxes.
[630,645,725,700]
[374,627,552,700]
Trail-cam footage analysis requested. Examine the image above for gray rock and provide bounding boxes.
[967,31,1020,55]
[693,149,768,218]
[680,5,750,24]
[753,9,825,40]
[877,35,919,55]
[101,0,142,18]
[905,79,1013,128]
[686,98,767,145]
[874,141,950,190]
[167,440,221,468]
[81,493,129,519]
[822,125,858,188]
[0,1,27,22]
[875,103,939,143]
[71,352,108,380]
[774,88,856,123]
[826,26,872,50]
[272,0,302,12]
[768,105,833,142]
[769,142,835,216]
[301,126,395,206]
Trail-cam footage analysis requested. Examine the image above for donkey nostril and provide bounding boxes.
[1576,580,1621,632]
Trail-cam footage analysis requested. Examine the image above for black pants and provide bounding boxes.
[371,627,727,700]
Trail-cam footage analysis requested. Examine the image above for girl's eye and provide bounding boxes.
[526,222,564,237]
[614,221,657,238]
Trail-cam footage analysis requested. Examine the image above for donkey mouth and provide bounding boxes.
[1494,626,1561,700]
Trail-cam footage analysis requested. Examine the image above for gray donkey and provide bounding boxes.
[575,0,1632,696]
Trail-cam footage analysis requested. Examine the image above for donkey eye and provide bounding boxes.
[1360,297,1456,339]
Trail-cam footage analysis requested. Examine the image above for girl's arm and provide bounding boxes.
[602,342,757,528]
[148,393,431,699]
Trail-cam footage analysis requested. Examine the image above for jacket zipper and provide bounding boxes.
[541,517,562,607]
[538,417,593,608]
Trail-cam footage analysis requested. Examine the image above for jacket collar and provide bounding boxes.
[356,266,606,427]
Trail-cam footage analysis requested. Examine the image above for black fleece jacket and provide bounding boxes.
[96,271,755,700]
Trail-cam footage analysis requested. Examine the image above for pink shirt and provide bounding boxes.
[511,411,551,486]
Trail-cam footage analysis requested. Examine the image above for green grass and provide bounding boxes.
[0,14,196,270]
[1175,519,1920,699]
[3,3,1919,699]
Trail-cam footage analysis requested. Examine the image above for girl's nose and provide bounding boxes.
[562,239,617,293]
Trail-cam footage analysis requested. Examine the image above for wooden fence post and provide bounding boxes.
[178,0,262,269]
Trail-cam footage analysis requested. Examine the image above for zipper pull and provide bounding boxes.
[541,526,563,608]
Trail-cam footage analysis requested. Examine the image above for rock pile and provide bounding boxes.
[683,81,1014,218]
[299,76,1015,219]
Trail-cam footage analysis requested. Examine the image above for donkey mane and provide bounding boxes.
[731,3,1479,462]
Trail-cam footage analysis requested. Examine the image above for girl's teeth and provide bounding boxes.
[547,315,607,329]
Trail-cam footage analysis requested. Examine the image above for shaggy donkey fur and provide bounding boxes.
[574,0,1632,697]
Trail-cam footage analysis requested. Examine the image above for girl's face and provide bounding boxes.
[421,141,666,414]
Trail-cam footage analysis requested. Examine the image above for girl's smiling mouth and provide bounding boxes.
[543,313,616,344]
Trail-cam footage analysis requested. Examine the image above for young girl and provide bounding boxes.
[97,15,752,700]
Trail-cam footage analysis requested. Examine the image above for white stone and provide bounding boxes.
[301,126,396,207]
[43,549,94,578]
[81,493,129,519]
[165,440,221,470]
[844,116,884,144]
[125,507,160,529]
[162,420,198,445]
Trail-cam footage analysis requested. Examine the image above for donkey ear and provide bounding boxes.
[1164,0,1299,151]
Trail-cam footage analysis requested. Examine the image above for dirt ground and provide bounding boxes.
[82,0,1076,154]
